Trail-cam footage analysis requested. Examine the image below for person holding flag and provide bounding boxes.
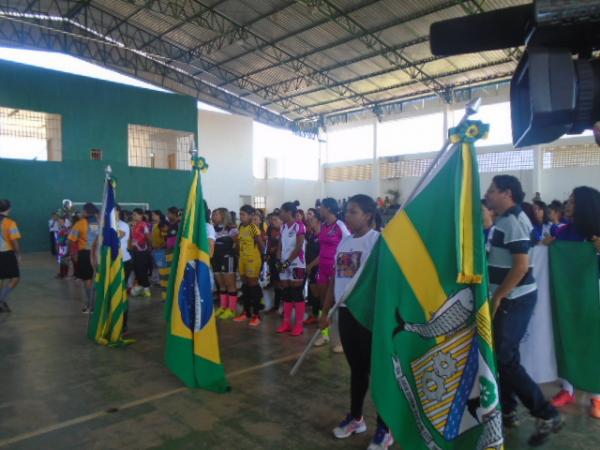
[87,168,132,347]
[320,194,393,450]
[307,101,505,450]
[164,152,229,392]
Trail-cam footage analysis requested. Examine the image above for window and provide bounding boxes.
[324,164,373,182]
[0,106,62,161]
[377,113,444,157]
[543,143,600,168]
[90,148,103,160]
[128,124,195,170]
[253,122,319,180]
[477,149,534,172]
[325,124,373,163]
[379,157,433,179]
[252,196,266,209]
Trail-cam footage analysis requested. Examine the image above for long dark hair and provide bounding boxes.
[572,186,600,240]
[521,202,536,227]
[348,194,377,226]
[153,210,167,228]
[533,200,551,225]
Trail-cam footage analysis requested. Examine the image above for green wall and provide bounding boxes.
[0,59,198,252]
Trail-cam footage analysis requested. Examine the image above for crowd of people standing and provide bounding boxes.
[1,176,599,449]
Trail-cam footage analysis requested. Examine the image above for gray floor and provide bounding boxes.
[0,253,599,450]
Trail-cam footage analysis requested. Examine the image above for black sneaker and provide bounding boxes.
[528,414,565,447]
[502,411,520,428]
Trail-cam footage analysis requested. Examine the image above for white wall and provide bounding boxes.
[199,110,321,213]
[199,110,255,211]
[542,167,600,202]
[324,180,375,201]
[255,178,321,211]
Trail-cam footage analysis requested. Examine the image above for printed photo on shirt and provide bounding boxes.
[336,251,362,278]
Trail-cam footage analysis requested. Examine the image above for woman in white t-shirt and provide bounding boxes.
[320,194,393,450]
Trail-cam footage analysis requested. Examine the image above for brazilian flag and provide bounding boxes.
[88,174,132,347]
[346,121,503,450]
[164,154,230,392]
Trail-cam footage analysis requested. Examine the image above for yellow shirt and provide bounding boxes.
[151,224,166,249]
[0,217,21,251]
[238,224,261,259]
[68,217,100,250]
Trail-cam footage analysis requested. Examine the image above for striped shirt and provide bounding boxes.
[488,205,536,299]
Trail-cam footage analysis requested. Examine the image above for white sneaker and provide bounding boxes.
[131,286,142,297]
[314,334,330,347]
[332,344,344,353]
[333,414,367,439]
[367,425,394,450]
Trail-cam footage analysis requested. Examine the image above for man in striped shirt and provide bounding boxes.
[485,175,563,447]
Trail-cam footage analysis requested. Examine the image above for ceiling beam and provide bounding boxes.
[205,0,385,72]
[0,11,321,134]
[258,36,429,106]
[143,0,376,110]
[136,0,230,52]
[284,58,513,115]
[76,3,318,117]
[319,66,514,120]
[218,0,458,89]
[300,0,451,103]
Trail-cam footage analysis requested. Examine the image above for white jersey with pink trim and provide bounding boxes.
[281,221,306,268]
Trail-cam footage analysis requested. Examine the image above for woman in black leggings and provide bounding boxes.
[320,194,393,450]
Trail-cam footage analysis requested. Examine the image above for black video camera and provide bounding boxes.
[430,0,600,147]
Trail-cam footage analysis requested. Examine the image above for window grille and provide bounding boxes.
[543,143,600,168]
[324,164,372,182]
[476,149,534,173]
[252,196,266,209]
[128,124,195,170]
[379,157,433,179]
[0,106,62,161]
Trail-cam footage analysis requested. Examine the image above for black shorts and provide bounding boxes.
[211,253,237,273]
[76,249,94,281]
[0,251,19,279]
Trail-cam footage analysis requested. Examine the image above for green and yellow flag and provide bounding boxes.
[88,175,133,347]
[346,120,503,450]
[550,241,600,393]
[164,154,230,392]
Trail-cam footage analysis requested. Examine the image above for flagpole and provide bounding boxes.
[87,165,111,328]
[290,98,482,376]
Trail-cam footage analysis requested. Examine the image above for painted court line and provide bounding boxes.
[0,352,303,448]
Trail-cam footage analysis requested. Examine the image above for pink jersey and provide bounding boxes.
[318,220,350,273]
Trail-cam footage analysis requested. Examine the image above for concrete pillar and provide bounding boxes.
[318,130,326,200]
[372,118,380,199]
[45,115,62,161]
[442,103,450,138]
[532,145,543,199]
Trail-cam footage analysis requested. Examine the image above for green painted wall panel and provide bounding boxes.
[0,60,198,251]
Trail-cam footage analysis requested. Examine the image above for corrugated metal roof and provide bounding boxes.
[3,0,528,129]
